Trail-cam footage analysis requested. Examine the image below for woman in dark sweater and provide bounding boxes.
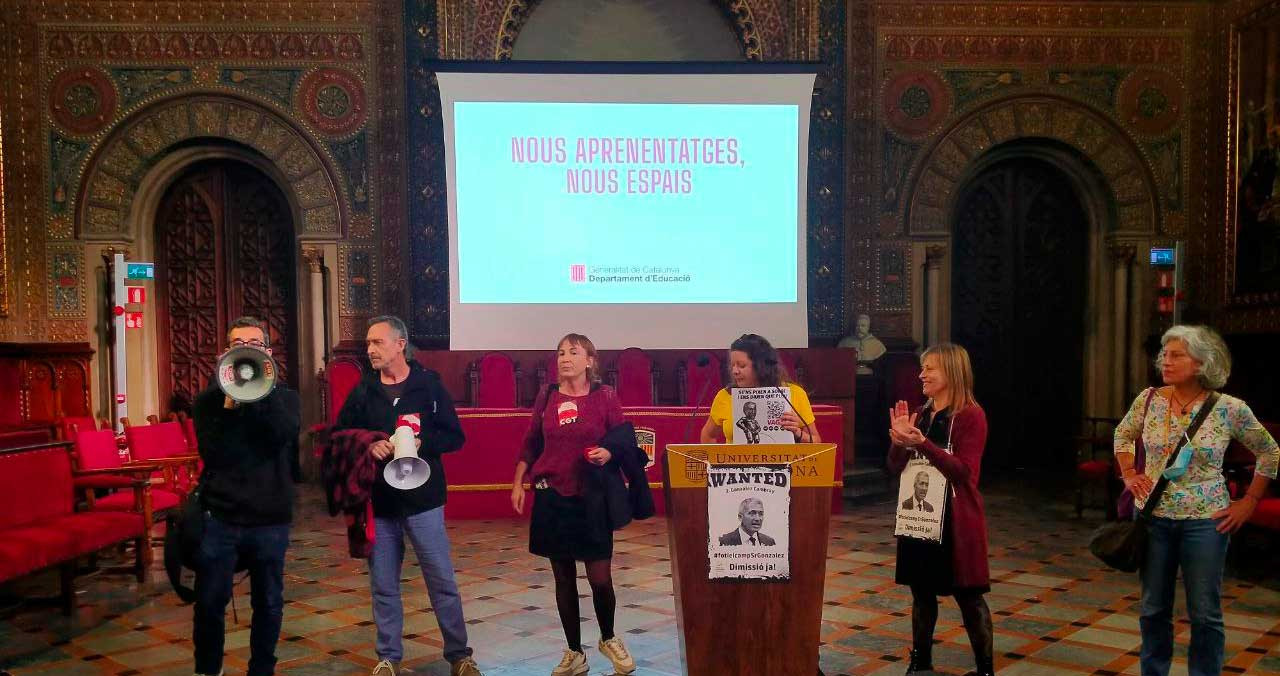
[510,333,636,676]
[887,343,993,676]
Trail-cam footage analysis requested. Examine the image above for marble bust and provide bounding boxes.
[837,314,886,374]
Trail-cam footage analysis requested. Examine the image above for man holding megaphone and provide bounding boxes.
[191,317,300,676]
[333,315,483,676]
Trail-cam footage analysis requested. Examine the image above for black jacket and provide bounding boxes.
[333,361,465,518]
[527,383,654,535]
[193,384,301,526]
[584,420,657,532]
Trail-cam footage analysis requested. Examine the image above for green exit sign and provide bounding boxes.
[125,262,154,280]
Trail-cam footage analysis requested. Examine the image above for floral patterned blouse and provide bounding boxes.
[1114,388,1278,519]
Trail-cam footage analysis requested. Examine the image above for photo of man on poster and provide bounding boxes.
[719,497,776,546]
[900,471,935,512]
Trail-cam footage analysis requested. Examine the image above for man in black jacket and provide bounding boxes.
[192,317,300,676]
[334,315,482,676]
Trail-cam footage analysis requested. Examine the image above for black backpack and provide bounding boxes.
[163,483,246,602]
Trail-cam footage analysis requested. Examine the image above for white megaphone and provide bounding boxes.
[384,426,430,490]
[216,345,278,403]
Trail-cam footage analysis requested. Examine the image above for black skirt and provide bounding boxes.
[529,487,613,561]
[895,502,990,596]
[896,524,957,594]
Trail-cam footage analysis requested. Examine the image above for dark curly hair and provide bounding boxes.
[729,333,790,388]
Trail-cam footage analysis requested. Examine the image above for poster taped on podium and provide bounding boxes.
[707,464,790,580]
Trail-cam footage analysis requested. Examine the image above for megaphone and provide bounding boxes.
[384,426,430,490]
[216,345,278,403]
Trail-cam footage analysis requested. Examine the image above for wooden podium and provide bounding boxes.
[663,443,837,676]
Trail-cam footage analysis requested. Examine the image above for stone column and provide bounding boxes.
[1109,243,1136,414]
[924,245,947,346]
[302,247,326,374]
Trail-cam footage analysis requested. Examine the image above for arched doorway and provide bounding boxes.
[951,156,1088,470]
[154,159,299,410]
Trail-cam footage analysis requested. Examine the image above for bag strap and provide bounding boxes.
[1140,392,1220,518]
[1134,387,1158,471]
[526,384,556,464]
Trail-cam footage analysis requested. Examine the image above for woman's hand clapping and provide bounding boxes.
[888,400,925,447]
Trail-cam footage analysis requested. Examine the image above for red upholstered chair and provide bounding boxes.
[323,359,364,425]
[57,416,100,441]
[70,429,135,500]
[0,445,150,611]
[778,352,804,387]
[1250,497,1280,530]
[74,429,181,539]
[611,348,658,407]
[0,427,53,450]
[1074,417,1119,518]
[469,352,520,408]
[525,356,558,406]
[540,355,558,384]
[124,422,201,498]
[678,352,722,408]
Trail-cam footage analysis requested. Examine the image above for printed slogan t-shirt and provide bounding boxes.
[709,384,815,443]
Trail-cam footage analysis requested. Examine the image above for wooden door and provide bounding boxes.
[154,160,297,410]
[951,157,1087,470]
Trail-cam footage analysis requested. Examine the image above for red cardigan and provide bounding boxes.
[887,404,990,588]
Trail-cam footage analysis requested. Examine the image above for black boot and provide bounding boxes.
[905,647,933,674]
[963,655,994,676]
[958,590,995,676]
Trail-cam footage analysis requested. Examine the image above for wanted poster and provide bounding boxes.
[707,464,790,580]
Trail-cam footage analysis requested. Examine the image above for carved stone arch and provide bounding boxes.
[905,95,1161,238]
[486,0,786,60]
[75,93,346,241]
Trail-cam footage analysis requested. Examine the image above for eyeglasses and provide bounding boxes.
[230,338,268,348]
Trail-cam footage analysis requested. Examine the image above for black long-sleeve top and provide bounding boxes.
[194,383,301,526]
[333,361,466,518]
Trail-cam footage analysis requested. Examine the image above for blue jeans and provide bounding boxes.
[370,507,472,663]
[193,515,290,676]
[1139,516,1229,676]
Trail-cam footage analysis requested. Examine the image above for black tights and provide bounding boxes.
[550,558,616,653]
[910,585,993,669]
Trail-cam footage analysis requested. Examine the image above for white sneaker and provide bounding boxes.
[551,648,589,676]
[598,636,636,674]
[371,659,400,675]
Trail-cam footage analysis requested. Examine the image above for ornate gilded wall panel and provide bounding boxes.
[462,0,794,62]
[0,1,401,342]
[855,0,1208,338]
[906,96,1161,239]
[76,96,347,240]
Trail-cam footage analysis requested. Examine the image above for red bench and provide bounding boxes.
[0,442,151,614]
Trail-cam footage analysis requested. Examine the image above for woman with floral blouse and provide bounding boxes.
[1114,325,1278,676]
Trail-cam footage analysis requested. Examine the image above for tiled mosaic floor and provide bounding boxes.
[2,483,1278,675]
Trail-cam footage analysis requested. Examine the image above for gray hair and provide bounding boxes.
[1158,325,1231,389]
[368,315,414,360]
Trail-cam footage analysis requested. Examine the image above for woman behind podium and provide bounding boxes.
[699,333,821,444]
[887,343,993,676]
[509,333,636,676]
